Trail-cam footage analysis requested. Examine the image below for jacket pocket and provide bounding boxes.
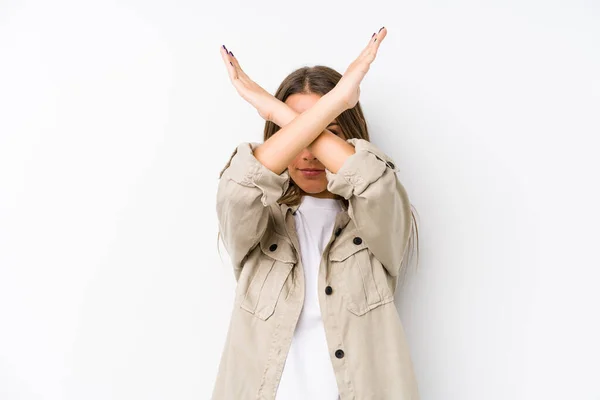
[329,229,395,316]
[239,231,297,321]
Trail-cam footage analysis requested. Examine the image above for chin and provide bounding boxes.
[298,183,328,194]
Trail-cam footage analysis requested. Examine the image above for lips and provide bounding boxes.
[299,168,324,177]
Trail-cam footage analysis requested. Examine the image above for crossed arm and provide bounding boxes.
[252,89,357,176]
[220,28,388,175]
[216,28,413,278]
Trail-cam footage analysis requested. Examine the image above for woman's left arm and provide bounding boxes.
[323,137,413,278]
[266,101,357,174]
[269,102,413,277]
[270,95,412,276]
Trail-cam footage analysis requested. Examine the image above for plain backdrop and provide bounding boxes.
[1,0,599,399]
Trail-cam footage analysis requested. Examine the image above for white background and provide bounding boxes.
[1,0,599,399]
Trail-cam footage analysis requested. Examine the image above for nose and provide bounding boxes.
[301,148,317,160]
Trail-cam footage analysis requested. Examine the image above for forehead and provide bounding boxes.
[284,93,322,114]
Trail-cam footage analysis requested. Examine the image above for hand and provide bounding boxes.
[220,45,280,122]
[333,27,387,110]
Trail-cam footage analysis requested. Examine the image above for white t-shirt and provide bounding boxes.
[275,195,344,400]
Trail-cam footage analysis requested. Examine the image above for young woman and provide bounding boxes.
[213,27,420,400]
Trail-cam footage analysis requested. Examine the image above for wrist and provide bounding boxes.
[269,100,297,126]
[322,88,349,114]
[269,89,347,127]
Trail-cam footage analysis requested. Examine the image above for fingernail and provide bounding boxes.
[379,26,384,32]
[230,61,233,66]
[372,32,376,37]
[223,44,226,50]
[229,51,234,57]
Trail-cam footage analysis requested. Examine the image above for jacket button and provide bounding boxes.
[386,161,395,169]
[325,286,333,295]
[334,227,342,236]
[335,349,345,359]
[269,244,278,251]
[353,237,362,245]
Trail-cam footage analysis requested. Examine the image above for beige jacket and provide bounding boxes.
[213,137,420,399]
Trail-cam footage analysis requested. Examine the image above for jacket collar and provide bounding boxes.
[277,199,353,263]
[281,204,300,215]
[280,201,301,216]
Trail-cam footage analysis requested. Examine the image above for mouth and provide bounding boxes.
[299,168,324,177]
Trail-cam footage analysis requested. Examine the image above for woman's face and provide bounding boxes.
[284,92,344,199]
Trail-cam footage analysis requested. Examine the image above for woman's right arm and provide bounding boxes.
[217,90,347,281]
[216,141,290,281]
[251,89,348,175]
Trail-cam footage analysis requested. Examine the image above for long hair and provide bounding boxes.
[217,65,420,284]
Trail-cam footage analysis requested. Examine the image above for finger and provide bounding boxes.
[368,27,386,54]
[359,34,376,57]
[220,46,256,100]
[358,27,386,60]
[374,26,387,43]
[227,49,250,80]
[360,27,387,62]
[220,45,239,81]
[371,26,387,51]
[222,46,253,87]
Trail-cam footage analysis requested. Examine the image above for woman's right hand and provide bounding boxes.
[333,27,388,111]
[220,45,280,122]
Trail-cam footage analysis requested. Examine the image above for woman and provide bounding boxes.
[214,26,420,399]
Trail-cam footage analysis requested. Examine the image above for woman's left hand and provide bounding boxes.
[332,27,388,111]
[220,45,280,122]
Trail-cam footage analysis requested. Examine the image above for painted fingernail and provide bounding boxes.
[379,26,384,32]
[372,32,376,37]
[223,44,227,50]
[230,61,233,66]
[229,51,234,57]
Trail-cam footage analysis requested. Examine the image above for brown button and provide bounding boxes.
[334,227,342,236]
[325,286,333,295]
[335,349,345,358]
[353,237,362,245]
[269,244,278,251]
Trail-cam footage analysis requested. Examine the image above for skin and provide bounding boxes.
[219,27,387,199]
[284,92,345,199]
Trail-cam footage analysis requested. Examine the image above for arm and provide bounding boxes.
[221,27,388,176]
[268,102,413,278]
[216,92,351,281]
[217,27,395,278]
[216,141,290,281]
[252,89,349,175]
[267,101,357,174]
[324,137,412,278]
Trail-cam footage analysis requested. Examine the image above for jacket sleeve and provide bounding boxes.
[325,138,412,278]
[216,142,291,281]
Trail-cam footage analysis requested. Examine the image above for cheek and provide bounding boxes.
[288,155,302,170]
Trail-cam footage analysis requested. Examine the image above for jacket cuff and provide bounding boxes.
[324,138,399,200]
[224,142,290,206]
